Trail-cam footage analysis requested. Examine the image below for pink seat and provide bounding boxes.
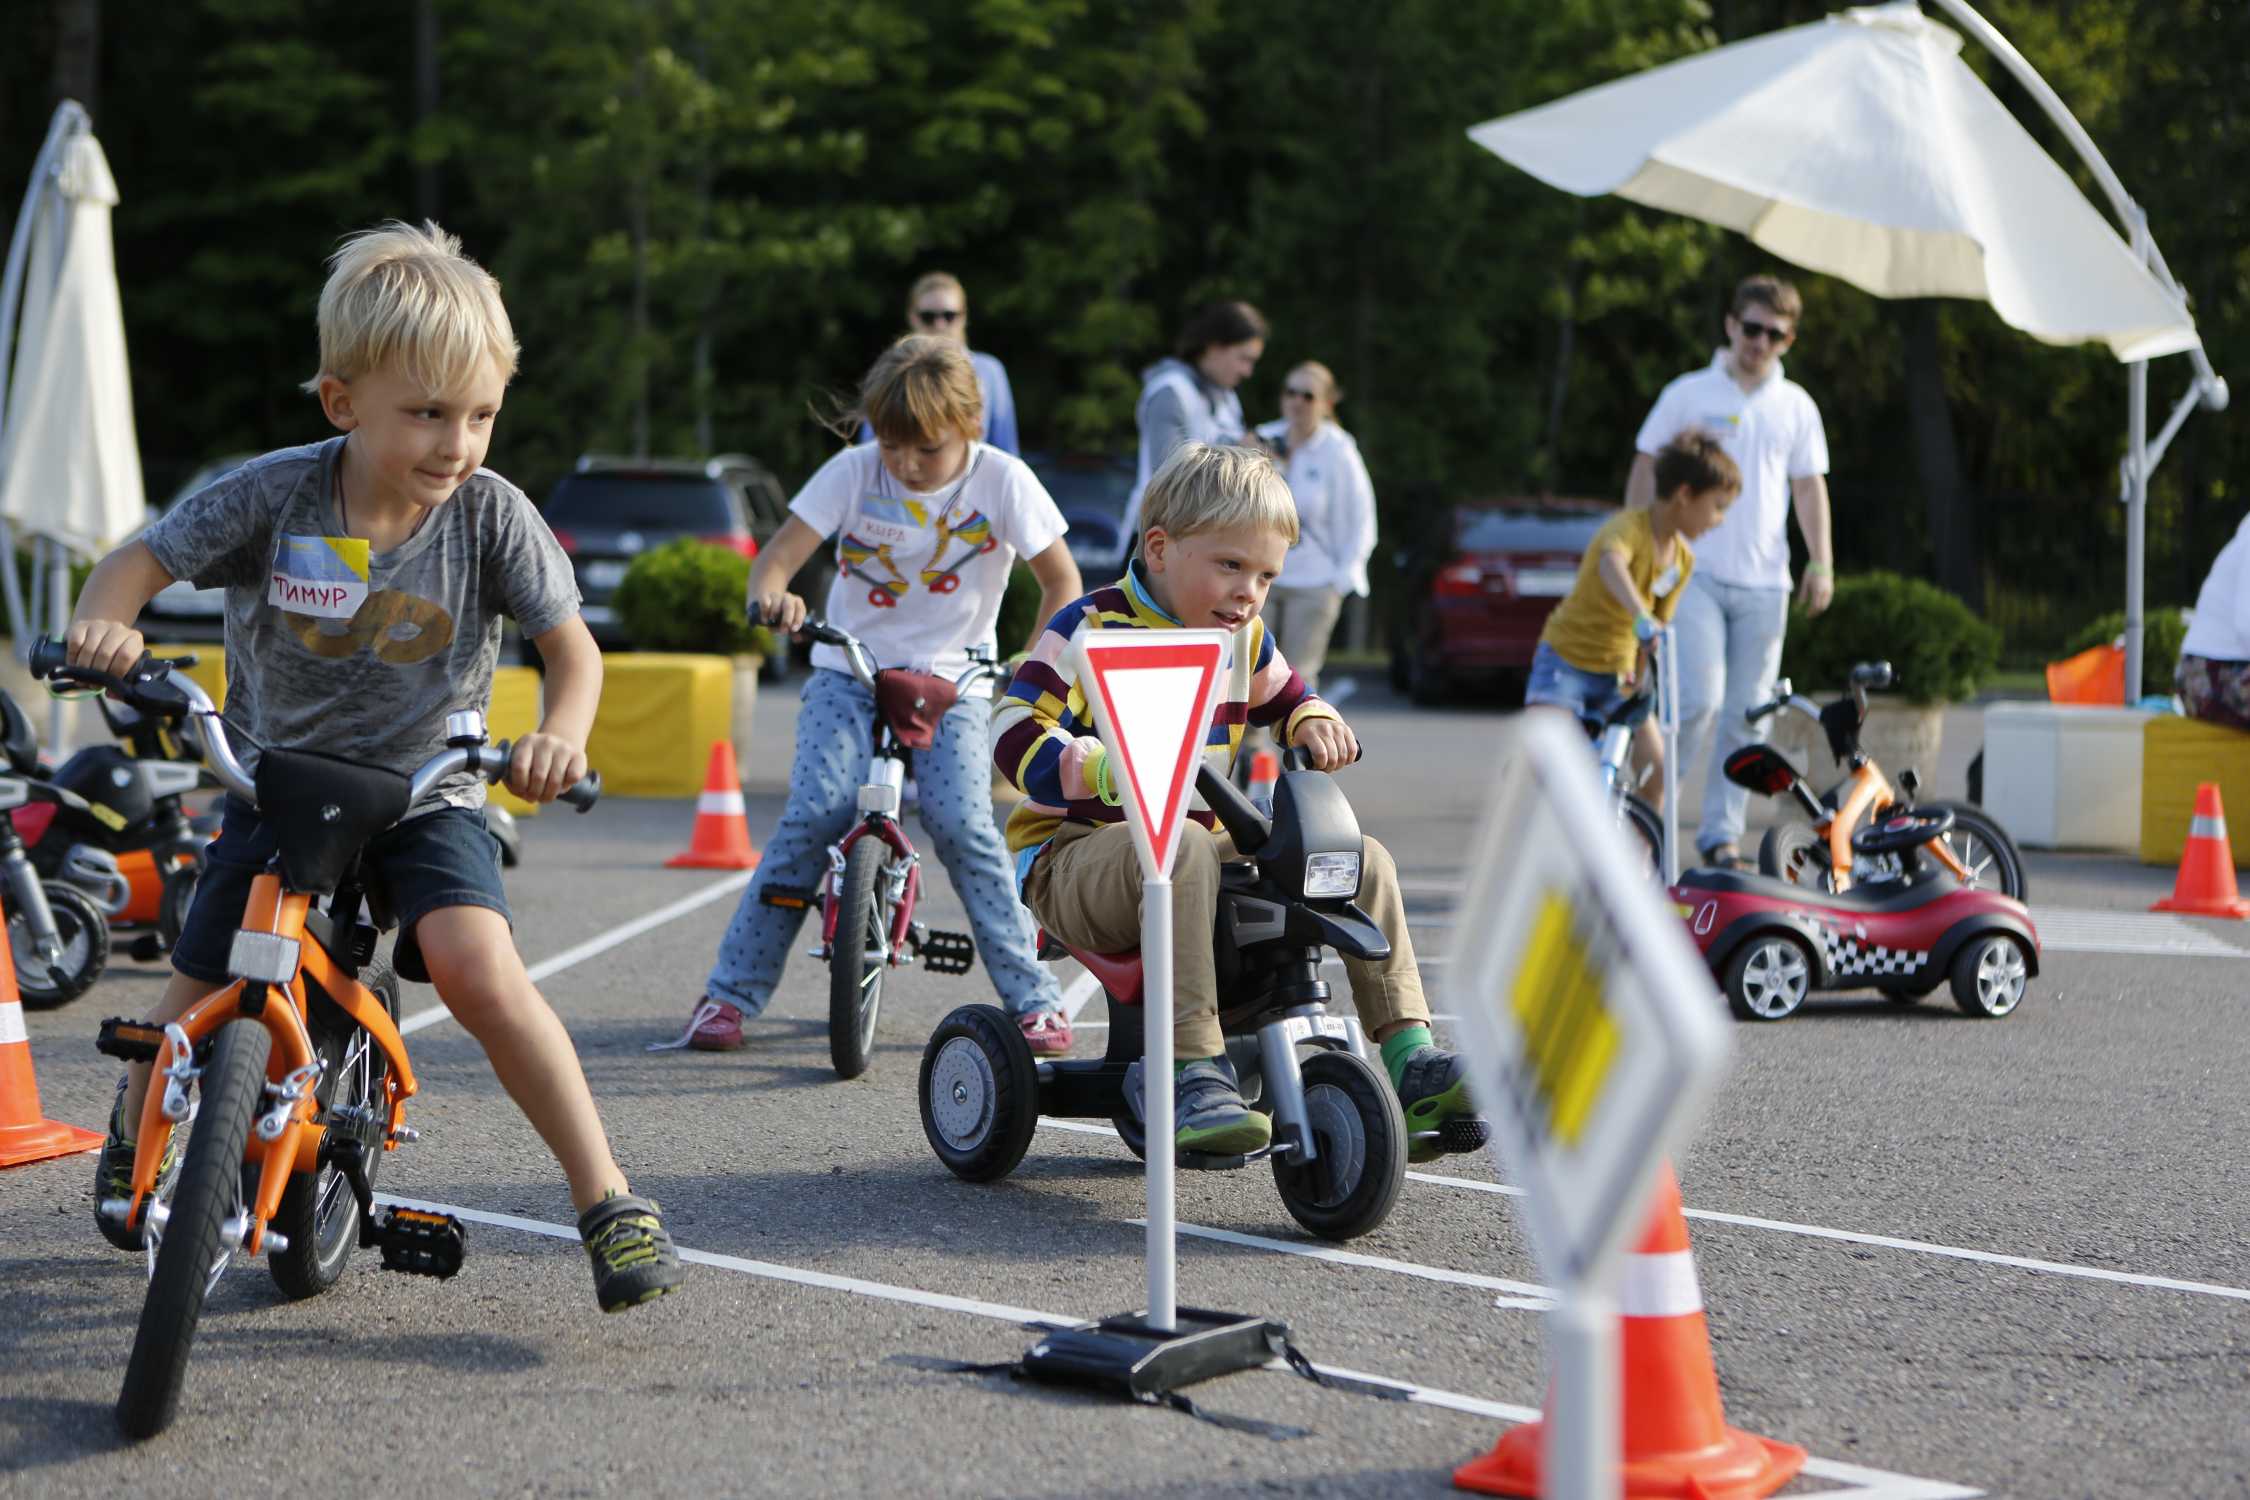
[1037,929,1144,1008]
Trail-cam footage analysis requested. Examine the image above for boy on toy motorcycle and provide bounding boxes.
[993,442,1473,1159]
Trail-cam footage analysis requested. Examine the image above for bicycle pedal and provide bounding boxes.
[370,1206,466,1279]
[1437,1116,1491,1155]
[919,929,975,975]
[759,884,818,911]
[95,1017,168,1063]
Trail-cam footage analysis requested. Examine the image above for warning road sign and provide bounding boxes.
[1444,711,1730,1294]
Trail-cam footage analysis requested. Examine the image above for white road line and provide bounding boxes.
[1140,1218,1553,1305]
[376,1191,1976,1500]
[2030,906,2244,959]
[398,870,756,1035]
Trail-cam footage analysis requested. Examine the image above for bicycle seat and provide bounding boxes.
[1851,807,1955,857]
[1579,691,1656,739]
[1035,929,1143,1007]
[255,749,412,894]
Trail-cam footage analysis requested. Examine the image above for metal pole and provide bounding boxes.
[1659,626,1680,885]
[1143,872,1176,1332]
[2126,357,2148,705]
[1548,1289,1621,1500]
[45,540,72,752]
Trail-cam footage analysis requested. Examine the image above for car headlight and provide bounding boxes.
[1303,851,1361,899]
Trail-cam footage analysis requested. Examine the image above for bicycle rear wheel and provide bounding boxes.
[117,1018,270,1440]
[271,961,398,1299]
[828,838,893,1079]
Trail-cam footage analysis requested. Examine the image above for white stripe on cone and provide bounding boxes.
[1618,1248,1704,1319]
[2190,814,2227,840]
[697,790,746,816]
[0,1000,26,1047]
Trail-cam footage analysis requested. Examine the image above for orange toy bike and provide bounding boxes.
[1729,661,2026,898]
[34,642,600,1440]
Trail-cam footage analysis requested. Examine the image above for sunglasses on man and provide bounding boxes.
[1736,318,1793,344]
[915,308,963,326]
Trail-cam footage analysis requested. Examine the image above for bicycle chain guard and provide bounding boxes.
[919,928,975,976]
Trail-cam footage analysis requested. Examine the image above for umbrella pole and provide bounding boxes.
[2126,357,2148,705]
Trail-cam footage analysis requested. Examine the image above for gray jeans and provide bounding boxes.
[1673,574,1789,854]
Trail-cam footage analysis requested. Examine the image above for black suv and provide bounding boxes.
[540,454,790,646]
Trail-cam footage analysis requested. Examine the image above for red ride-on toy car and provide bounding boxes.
[1670,807,2040,1021]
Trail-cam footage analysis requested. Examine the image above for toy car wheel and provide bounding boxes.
[1724,934,1812,1021]
[1949,933,2028,1018]
[920,1005,1039,1182]
[1272,1051,1406,1241]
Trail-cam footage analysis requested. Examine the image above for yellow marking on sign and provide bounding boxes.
[1509,892,1621,1147]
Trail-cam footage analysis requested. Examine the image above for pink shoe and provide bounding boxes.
[648,998,745,1052]
[1018,1008,1073,1057]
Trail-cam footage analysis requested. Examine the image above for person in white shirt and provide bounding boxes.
[1627,275,1835,869]
[1253,361,1376,688]
[1121,300,1268,550]
[2179,510,2250,729]
[668,335,1085,1057]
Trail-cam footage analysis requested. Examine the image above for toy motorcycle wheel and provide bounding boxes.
[920,1005,1039,1183]
[1272,1051,1406,1241]
[10,881,111,1008]
[1724,933,1812,1021]
[1949,933,2028,1018]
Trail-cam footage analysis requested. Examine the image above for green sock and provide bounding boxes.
[1380,1025,1434,1090]
[1174,1055,1221,1074]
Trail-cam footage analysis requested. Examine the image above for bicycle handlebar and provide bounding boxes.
[30,637,600,814]
[759,609,999,693]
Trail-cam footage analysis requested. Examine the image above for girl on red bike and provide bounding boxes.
[668,336,1083,1055]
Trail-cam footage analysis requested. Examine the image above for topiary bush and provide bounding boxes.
[613,538,774,657]
[2063,607,2189,698]
[1778,570,2000,705]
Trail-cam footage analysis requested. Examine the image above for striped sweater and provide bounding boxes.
[993,562,1341,876]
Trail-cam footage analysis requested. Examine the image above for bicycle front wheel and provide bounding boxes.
[828,837,893,1079]
[1620,794,1665,881]
[118,1018,270,1440]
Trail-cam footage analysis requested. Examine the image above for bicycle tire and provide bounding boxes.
[828,838,891,1079]
[1923,801,2028,900]
[1620,794,1665,881]
[270,961,398,1300]
[117,1018,270,1440]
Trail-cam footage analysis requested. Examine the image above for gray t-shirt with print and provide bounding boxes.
[140,437,579,815]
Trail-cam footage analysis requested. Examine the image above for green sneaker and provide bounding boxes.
[92,1077,183,1252]
[1395,1046,1474,1162]
[578,1191,684,1312]
[1127,1056,1273,1156]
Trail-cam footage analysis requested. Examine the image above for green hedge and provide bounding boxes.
[1778,571,2000,705]
[614,539,774,657]
[2063,607,2189,698]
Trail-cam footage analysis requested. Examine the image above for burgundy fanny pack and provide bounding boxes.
[875,669,958,749]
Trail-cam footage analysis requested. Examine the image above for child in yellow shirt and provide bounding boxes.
[1527,432,1740,806]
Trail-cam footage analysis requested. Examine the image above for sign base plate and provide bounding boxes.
[1019,1308,1286,1399]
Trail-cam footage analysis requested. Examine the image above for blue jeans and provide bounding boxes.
[1524,641,1629,728]
[1672,574,1790,854]
[705,668,1060,1019]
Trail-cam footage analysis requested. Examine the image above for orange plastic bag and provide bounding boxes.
[2046,642,2126,706]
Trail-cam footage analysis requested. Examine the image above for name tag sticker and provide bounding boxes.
[270,535,370,619]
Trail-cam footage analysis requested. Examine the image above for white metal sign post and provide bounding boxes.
[1445,712,1730,1499]
[1073,629,1228,1332]
[1657,624,1681,885]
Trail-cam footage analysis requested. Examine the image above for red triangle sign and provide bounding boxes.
[1075,630,1230,879]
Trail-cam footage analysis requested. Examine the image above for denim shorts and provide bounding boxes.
[171,798,509,984]
[1524,641,1629,728]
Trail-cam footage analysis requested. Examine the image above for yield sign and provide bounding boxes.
[1073,629,1229,881]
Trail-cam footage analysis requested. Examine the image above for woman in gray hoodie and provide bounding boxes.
[1120,300,1268,550]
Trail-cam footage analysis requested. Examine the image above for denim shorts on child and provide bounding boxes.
[1523,640,1629,728]
[171,797,509,985]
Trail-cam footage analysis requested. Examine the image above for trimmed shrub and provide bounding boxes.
[613,538,774,657]
[1778,570,1999,705]
[2063,607,2189,697]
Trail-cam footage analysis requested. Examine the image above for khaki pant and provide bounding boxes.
[1264,586,1348,691]
[1024,818,1427,1058]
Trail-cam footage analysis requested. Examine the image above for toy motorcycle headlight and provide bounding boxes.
[1303,851,1361,899]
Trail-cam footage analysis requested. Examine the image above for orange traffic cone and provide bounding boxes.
[1249,747,1281,786]
[2152,782,2250,919]
[1455,1165,1805,1499]
[665,741,761,870]
[0,908,104,1169]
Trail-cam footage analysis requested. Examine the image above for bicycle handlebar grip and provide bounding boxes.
[27,636,68,679]
[559,770,601,812]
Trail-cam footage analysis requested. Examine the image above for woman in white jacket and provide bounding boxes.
[1120,300,1267,551]
[2179,509,2250,729]
[1254,361,1376,689]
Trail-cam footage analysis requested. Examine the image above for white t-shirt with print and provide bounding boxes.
[791,442,1067,683]
[1635,351,1829,590]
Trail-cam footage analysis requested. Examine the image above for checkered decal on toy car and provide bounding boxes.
[1814,918,1930,979]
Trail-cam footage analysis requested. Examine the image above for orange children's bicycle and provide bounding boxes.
[1727,660,2026,899]
[32,641,600,1441]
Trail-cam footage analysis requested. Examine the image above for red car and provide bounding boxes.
[1388,498,1616,704]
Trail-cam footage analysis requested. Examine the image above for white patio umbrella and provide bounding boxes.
[1469,0,2226,698]
[0,101,147,746]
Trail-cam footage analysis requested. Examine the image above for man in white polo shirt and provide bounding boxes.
[1627,274,1836,868]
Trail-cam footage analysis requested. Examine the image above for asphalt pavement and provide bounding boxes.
[3,675,2246,1498]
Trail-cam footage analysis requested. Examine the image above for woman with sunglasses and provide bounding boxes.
[1252,361,1376,690]
[1121,299,1268,550]
[859,272,1020,455]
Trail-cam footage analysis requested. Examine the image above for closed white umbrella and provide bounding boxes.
[1468,0,2226,694]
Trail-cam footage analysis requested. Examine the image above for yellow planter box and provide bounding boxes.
[584,653,734,797]
[2141,714,2250,868]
